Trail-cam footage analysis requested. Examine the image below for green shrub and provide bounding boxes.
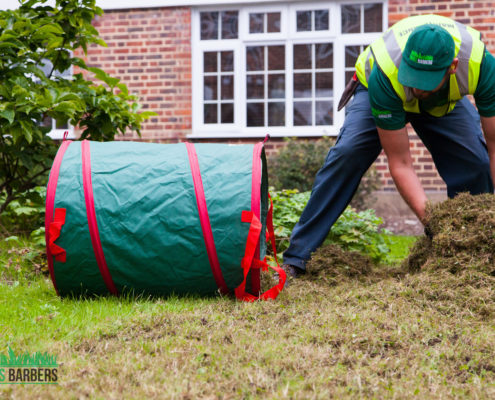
[268,137,381,210]
[0,0,155,216]
[324,208,391,264]
[269,137,334,192]
[0,186,45,237]
[270,189,311,254]
[349,166,382,211]
[271,189,391,263]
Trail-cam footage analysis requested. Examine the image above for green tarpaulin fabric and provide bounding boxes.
[45,140,268,297]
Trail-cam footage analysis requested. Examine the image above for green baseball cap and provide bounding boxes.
[398,24,455,91]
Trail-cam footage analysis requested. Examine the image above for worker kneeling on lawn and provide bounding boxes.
[283,14,495,279]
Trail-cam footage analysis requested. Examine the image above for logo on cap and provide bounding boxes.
[409,50,434,65]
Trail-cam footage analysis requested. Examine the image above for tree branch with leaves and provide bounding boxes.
[0,0,155,217]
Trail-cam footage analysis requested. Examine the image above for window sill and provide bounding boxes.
[187,127,340,139]
[47,129,76,140]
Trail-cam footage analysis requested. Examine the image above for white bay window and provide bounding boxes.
[191,1,386,138]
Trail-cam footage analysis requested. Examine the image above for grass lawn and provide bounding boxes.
[0,235,494,399]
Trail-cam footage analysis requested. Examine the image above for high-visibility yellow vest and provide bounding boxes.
[355,14,485,116]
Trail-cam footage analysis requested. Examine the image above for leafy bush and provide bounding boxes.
[269,137,334,192]
[270,189,311,253]
[324,208,390,263]
[349,166,382,211]
[271,189,391,263]
[268,137,381,210]
[0,186,45,236]
[0,0,154,216]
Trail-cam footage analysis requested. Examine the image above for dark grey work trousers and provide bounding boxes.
[283,84,494,269]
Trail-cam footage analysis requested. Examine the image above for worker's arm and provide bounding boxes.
[377,126,429,223]
[480,115,495,189]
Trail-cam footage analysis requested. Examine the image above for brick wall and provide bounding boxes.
[78,7,192,142]
[79,2,495,192]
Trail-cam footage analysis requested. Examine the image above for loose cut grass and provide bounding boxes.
[1,194,495,398]
[404,192,495,275]
[1,269,494,398]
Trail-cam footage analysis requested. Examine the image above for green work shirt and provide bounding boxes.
[367,50,495,130]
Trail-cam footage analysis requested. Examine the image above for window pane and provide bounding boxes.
[345,46,360,68]
[315,72,333,98]
[315,10,329,31]
[222,11,238,39]
[293,44,312,70]
[315,43,333,69]
[268,46,285,71]
[268,102,285,126]
[294,101,312,125]
[246,46,264,71]
[294,73,312,98]
[267,12,281,33]
[297,11,311,32]
[316,101,333,125]
[247,103,264,126]
[204,104,218,123]
[364,3,382,33]
[204,76,217,100]
[204,52,217,73]
[221,51,234,72]
[341,5,361,33]
[249,13,264,33]
[221,103,234,123]
[247,75,264,99]
[268,74,285,99]
[201,12,218,40]
[221,76,233,100]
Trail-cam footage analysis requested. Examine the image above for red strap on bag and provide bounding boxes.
[185,142,229,295]
[234,211,286,302]
[250,142,264,293]
[45,139,72,295]
[48,208,67,263]
[82,140,119,296]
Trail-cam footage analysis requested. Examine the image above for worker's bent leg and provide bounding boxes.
[283,85,382,270]
[408,97,493,198]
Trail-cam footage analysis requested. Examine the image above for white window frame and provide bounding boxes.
[46,122,74,140]
[243,5,288,39]
[291,41,334,127]
[191,1,387,139]
[290,3,336,38]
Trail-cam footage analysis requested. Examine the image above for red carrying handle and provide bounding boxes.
[234,209,286,302]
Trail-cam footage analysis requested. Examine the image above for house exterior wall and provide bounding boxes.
[79,1,495,192]
[81,7,193,142]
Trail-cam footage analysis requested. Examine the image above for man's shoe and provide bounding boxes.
[281,264,305,279]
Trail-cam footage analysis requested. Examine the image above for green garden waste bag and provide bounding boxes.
[45,140,286,300]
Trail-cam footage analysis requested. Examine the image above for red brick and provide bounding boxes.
[80,3,495,192]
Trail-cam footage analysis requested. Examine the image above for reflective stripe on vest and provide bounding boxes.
[355,15,485,116]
